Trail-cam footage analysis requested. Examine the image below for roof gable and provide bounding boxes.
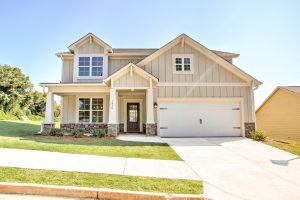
[104,63,158,87]
[137,34,262,86]
[256,86,300,113]
[68,33,112,53]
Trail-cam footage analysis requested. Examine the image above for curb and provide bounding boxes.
[0,182,206,200]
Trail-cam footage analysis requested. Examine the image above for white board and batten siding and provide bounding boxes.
[141,42,254,124]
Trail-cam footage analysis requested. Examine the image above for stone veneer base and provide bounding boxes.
[60,123,107,134]
[244,122,255,138]
[42,124,55,134]
[145,123,157,136]
[107,124,119,137]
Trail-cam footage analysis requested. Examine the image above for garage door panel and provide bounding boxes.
[159,101,242,137]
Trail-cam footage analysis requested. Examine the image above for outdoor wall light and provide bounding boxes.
[153,102,158,109]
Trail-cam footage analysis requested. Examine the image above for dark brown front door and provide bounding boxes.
[127,103,139,132]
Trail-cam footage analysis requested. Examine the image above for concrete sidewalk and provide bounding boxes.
[0,148,199,180]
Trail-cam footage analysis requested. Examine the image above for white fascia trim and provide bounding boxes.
[40,83,106,87]
[157,82,250,87]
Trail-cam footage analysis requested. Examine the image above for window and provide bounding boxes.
[79,98,103,123]
[78,56,103,77]
[92,57,103,76]
[78,57,90,76]
[173,54,193,73]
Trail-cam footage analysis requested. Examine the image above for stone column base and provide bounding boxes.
[107,124,119,137]
[42,124,54,134]
[245,122,255,138]
[146,123,157,136]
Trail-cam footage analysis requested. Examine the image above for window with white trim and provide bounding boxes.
[173,54,193,73]
[78,56,103,77]
[79,98,103,123]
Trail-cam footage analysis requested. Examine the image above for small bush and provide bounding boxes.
[0,110,19,120]
[73,128,83,138]
[50,128,62,137]
[250,130,266,141]
[92,128,107,138]
[28,115,44,121]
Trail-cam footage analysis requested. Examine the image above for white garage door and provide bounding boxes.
[158,100,242,137]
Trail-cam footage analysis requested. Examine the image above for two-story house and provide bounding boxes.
[40,33,262,137]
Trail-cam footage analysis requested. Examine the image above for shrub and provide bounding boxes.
[50,128,63,137]
[28,115,44,121]
[92,128,107,138]
[250,130,266,141]
[73,128,84,138]
[0,110,19,120]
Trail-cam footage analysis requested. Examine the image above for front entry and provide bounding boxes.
[127,103,140,132]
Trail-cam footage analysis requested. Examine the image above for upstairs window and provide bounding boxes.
[78,56,103,77]
[172,54,193,73]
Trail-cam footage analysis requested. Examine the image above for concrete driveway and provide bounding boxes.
[162,137,300,200]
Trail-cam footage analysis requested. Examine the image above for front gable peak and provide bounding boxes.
[68,33,112,53]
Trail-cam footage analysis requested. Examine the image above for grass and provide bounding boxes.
[264,138,300,155]
[0,167,203,195]
[0,120,181,160]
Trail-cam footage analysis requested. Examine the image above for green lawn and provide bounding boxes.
[264,138,300,155]
[0,167,203,194]
[0,120,181,160]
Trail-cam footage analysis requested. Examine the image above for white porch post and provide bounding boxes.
[108,88,118,124]
[44,92,54,124]
[146,88,155,124]
[108,88,119,136]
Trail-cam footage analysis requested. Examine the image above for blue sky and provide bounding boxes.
[0,0,299,108]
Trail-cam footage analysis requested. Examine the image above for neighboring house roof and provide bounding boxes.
[104,63,158,86]
[256,86,300,112]
[68,33,112,52]
[137,33,261,86]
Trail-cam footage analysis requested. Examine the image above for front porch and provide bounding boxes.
[41,63,158,136]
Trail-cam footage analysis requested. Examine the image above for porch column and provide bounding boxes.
[108,88,119,136]
[43,92,54,133]
[146,88,156,135]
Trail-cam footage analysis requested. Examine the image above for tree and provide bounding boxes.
[29,91,46,116]
[0,65,34,117]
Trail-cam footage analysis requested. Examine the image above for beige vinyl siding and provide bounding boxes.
[108,57,144,75]
[113,71,149,88]
[141,42,253,122]
[61,59,74,83]
[256,89,300,141]
[77,40,105,54]
[61,95,76,123]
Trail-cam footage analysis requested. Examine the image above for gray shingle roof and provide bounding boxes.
[280,86,300,95]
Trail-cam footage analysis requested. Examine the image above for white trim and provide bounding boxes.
[157,82,249,87]
[172,54,194,74]
[123,99,143,132]
[113,87,150,90]
[156,97,245,137]
[73,54,108,82]
[68,33,112,51]
[104,63,158,84]
[75,94,107,124]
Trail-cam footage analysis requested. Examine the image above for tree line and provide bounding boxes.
[0,65,60,121]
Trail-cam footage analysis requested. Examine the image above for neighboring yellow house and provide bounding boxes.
[256,86,300,141]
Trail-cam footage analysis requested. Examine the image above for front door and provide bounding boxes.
[127,103,139,132]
